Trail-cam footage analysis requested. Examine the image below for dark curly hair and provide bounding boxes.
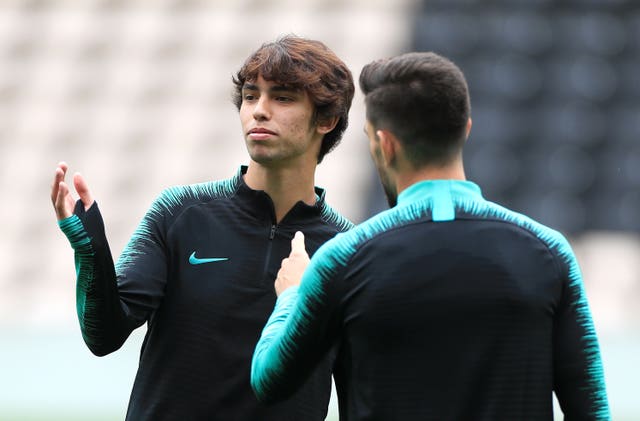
[232,35,354,163]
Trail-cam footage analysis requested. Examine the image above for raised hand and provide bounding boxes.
[51,162,95,221]
[275,231,310,296]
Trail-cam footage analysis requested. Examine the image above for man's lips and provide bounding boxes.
[248,128,276,140]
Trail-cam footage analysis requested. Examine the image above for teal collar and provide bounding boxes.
[397,179,483,221]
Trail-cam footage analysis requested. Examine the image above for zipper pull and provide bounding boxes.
[269,224,277,240]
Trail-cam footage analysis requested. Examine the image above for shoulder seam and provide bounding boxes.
[319,202,354,232]
[456,200,569,281]
[156,176,240,225]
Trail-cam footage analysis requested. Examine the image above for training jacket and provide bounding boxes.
[252,179,610,421]
[58,166,353,420]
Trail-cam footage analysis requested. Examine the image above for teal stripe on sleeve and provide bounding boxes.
[58,214,98,344]
[58,214,91,250]
[251,286,300,397]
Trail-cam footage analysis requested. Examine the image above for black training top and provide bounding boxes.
[252,179,609,421]
[58,166,353,420]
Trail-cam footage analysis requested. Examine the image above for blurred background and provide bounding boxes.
[0,0,638,420]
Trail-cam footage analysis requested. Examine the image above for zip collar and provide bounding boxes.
[232,166,327,223]
[397,179,483,222]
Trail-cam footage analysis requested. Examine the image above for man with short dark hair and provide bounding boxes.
[251,51,610,420]
[51,35,354,420]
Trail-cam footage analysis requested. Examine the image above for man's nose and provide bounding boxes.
[253,96,271,120]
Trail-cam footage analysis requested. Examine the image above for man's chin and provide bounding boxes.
[248,150,278,165]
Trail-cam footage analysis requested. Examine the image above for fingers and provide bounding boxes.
[51,162,95,220]
[290,231,307,256]
[54,179,72,220]
[274,232,310,296]
[276,263,288,283]
[73,172,94,211]
[275,261,299,297]
[52,162,74,220]
[51,162,68,205]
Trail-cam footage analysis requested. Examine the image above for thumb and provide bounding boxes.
[290,231,307,256]
[73,172,95,211]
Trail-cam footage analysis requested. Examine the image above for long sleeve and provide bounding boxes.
[553,242,610,420]
[251,242,345,403]
[58,201,139,356]
[251,286,301,401]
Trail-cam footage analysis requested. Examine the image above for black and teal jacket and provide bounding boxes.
[252,179,610,421]
[58,166,353,421]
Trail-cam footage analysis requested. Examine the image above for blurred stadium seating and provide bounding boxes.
[412,0,640,234]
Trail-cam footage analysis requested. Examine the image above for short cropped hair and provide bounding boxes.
[233,35,354,163]
[359,52,471,167]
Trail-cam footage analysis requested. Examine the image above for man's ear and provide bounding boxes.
[377,129,399,167]
[316,116,340,135]
[465,117,472,140]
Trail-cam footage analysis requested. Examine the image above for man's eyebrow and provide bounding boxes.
[242,83,299,93]
[269,84,298,93]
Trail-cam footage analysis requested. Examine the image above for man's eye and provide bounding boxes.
[243,94,256,101]
[276,96,293,102]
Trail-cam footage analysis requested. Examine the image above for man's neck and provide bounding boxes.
[244,161,318,223]
[396,160,467,195]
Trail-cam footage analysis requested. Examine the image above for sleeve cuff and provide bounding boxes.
[275,286,299,309]
[58,214,91,249]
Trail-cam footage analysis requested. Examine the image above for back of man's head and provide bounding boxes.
[359,52,471,167]
[233,35,354,163]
